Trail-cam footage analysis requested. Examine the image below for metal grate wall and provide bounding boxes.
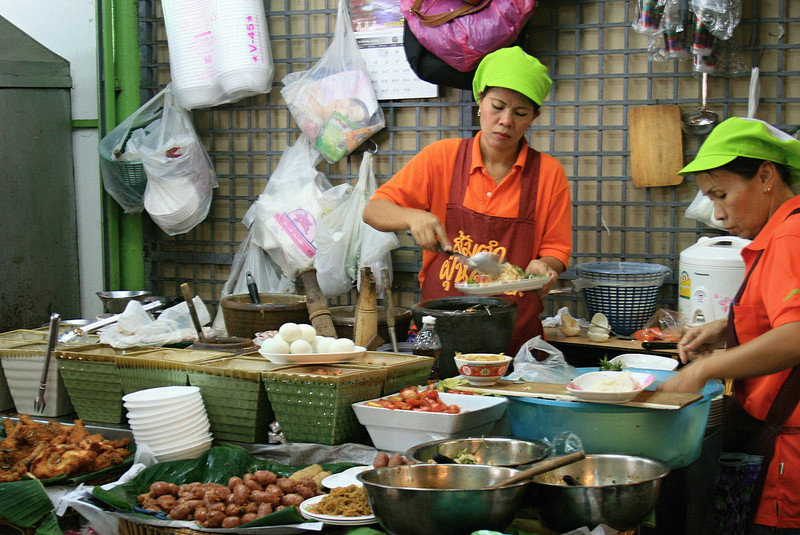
[136,0,800,318]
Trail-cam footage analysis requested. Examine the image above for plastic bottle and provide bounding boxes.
[413,316,442,382]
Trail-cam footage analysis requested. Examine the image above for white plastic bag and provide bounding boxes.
[505,336,579,384]
[684,189,725,229]
[140,84,218,235]
[98,89,166,213]
[211,226,295,335]
[99,298,211,348]
[161,0,274,109]
[280,0,384,163]
[314,151,399,297]
[243,135,350,278]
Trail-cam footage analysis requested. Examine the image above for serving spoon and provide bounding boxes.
[451,251,504,276]
[489,450,585,488]
[681,72,719,136]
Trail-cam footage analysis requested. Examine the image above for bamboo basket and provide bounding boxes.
[186,355,287,443]
[348,351,434,395]
[115,349,224,395]
[56,344,151,423]
[262,364,386,445]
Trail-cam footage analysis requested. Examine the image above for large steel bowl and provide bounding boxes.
[406,437,550,467]
[531,454,670,532]
[358,464,529,535]
[96,290,151,314]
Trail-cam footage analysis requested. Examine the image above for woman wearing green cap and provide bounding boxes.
[659,117,800,532]
[363,46,572,355]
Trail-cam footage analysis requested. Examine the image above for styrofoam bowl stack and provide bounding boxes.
[123,386,213,461]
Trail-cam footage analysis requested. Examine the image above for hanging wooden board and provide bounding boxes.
[629,104,685,187]
[455,379,701,410]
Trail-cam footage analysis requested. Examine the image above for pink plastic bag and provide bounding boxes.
[401,0,536,73]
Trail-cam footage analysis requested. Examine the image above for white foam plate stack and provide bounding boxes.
[123,386,213,462]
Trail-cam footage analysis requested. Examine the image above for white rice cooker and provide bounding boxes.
[679,236,750,326]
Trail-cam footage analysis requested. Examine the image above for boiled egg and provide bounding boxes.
[278,322,302,343]
[329,338,356,353]
[259,336,290,355]
[290,339,313,354]
[298,324,317,343]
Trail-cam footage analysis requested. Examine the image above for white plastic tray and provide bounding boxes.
[566,371,656,404]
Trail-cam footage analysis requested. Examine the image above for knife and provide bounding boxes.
[642,341,679,349]
[246,271,260,304]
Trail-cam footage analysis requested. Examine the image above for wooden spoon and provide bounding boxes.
[488,451,585,489]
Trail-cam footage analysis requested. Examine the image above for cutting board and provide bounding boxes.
[629,104,685,187]
[456,380,701,410]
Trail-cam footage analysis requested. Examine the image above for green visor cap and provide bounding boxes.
[472,46,552,106]
[679,117,800,183]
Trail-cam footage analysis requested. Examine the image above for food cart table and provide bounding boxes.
[547,334,680,368]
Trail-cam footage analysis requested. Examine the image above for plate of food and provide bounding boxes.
[321,465,371,489]
[566,370,656,403]
[454,262,552,296]
[299,488,376,526]
[258,347,366,365]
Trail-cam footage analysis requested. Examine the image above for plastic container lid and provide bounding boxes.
[422,315,436,325]
[680,236,750,268]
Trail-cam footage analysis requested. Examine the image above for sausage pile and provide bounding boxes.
[136,470,323,528]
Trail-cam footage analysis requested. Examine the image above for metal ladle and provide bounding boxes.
[681,72,719,136]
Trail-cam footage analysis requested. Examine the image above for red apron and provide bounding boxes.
[421,137,543,354]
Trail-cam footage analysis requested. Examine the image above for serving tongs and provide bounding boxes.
[57,299,165,344]
[33,313,61,413]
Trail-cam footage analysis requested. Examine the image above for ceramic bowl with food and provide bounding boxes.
[358,464,529,535]
[453,353,512,386]
[406,436,550,467]
[530,453,670,532]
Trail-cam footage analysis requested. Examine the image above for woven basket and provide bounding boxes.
[0,342,77,416]
[348,351,434,395]
[115,349,224,395]
[262,365,386,445]
[118,518,201,535]
[56,345,151,423]
[186,355,288,443]
[220,293,309,339]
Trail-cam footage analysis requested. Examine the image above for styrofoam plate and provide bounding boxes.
[299,494,376,526]
[258,347,366,365]
[566,371,655,403]
[454,275,552,296]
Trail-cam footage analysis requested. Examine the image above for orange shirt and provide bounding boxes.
[371,131,572,285]
[734,194,800,527]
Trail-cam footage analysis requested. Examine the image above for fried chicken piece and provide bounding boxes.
[0,464,27,483]
[92,449,127,471]
[29,445,97,479]
[66,420,89,443]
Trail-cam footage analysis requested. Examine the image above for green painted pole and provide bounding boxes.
[114,0,145,290]
[99,0,121,290]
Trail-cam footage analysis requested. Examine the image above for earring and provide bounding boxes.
[477,109,481,117]
[764,187,772,193]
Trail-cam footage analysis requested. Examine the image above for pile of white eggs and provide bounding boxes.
[258,322,357,355]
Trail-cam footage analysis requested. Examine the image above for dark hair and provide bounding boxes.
[482,86,540,114]
[719,156,792,185]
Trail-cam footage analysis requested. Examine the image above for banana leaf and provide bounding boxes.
[0,479,61,535]
[92,443,360,529]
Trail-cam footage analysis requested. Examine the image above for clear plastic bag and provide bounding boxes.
[280,0,384,163]
[243,135,350,278]
[685,189,725,229]
[643,308,687,341]
[98,88,166,213]
[505,336,579,384]
[140,84,218,235]
[99,298,211,348]
[314,151,399,297]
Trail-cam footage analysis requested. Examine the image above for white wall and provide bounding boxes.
[0,0,104,320]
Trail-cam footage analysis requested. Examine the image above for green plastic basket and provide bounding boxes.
[262,365,386,445]
[187,355,288,443]
[348,351,434,395]
[115,349,223,395]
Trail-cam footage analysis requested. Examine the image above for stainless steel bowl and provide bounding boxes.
[531,454,670,532]
[96,290,151,314]
[406,436,550,467]
[358,464,530,535]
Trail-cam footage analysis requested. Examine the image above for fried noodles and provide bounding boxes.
[310,484,372,517]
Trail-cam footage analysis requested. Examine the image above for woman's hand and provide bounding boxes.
[407,210,450,253]
[658,361,709,393]
[677,319,727,364]
[524,259,559,297]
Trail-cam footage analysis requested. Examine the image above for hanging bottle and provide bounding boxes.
[413,315,442,382]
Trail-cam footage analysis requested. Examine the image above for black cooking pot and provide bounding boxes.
[411,296,517,379]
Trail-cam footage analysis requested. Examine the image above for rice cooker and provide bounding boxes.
[679,236,750,326]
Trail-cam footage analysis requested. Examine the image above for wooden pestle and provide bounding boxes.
[297,267,337,338]
[354,267,382,349]
[180,282,208,343]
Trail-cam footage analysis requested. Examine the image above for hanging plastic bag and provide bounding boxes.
[280,0,384,164]
[685,189,725,229]
[161,0,274,109]
[243,135,350,278]
[98,89,166,213]
[314,151,399,297]
[211,226,295,335]
[139,84,218,236]
[505,336,579,384]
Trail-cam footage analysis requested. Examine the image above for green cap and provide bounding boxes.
[679,117,800,184]
[472,47,552,106]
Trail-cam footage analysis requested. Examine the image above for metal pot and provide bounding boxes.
[530,454,670,532]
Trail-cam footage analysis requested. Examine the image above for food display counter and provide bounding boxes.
[547,333,680,368]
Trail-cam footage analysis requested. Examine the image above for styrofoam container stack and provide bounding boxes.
[123,386,213,462]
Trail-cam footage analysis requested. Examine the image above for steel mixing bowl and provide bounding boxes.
[96,290,151,314]
[406,436,550,467]
[530,453,670,532]
[358,464,530,535]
